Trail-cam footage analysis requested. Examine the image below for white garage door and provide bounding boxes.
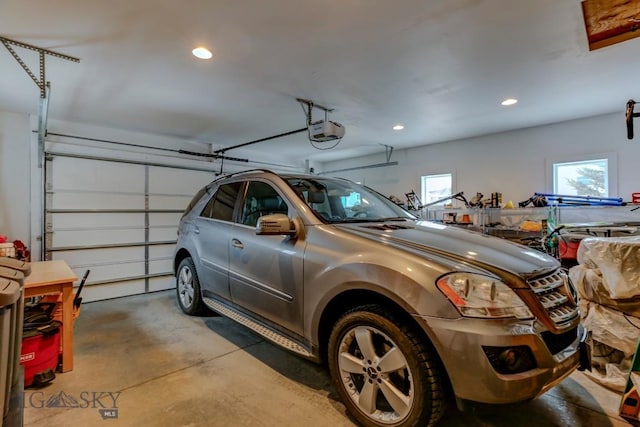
[45,153,215,302]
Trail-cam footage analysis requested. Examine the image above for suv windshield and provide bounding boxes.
[284,176,416,223]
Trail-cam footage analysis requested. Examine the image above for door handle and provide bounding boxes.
[193,226,200,234]
[231,238,244,249]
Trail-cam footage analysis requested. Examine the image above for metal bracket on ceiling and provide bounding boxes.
[296,98,334,125]
[382,144,394,163]
[318,144,398,175]
[0,36,80,167]
[0,36,80,98]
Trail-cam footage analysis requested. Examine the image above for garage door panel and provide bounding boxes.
[149,228,178,242]
[148,168,213,194]
[51,229,146,248]
[148,276,174,293]
[51,193,143,210]
[72,261,145,284]
[52,158,145,192]
[52,213,143,229]
[149,212,182,227]
[149,195,192,210]
[52,247,145,267]
[46,153,217,301]
[149,258,172,275]
[149,245,175,259]
[82,280,147,303]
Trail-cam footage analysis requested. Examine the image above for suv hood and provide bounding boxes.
[335,220,558,279]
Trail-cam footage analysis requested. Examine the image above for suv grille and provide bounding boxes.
[527,270,579,328]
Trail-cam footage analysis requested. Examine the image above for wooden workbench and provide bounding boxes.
[24,260,77,372]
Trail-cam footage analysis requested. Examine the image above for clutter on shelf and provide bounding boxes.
[519,192,626,207]
[421,191,487,210]
[0,234,30,261]
[519,220,542,232]
[404,190,422,210]
[0,234,13,257]
[12,240,29,261]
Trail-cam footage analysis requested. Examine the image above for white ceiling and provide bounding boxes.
[1,0,639,165]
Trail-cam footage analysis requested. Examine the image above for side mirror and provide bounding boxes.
[256,214,297,236]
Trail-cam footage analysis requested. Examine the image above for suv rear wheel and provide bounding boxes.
[328,305,445,427]
[176,257,206,315]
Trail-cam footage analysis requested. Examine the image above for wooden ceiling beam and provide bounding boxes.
[582,0,640,50]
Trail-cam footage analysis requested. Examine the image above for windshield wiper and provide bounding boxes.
[332,218,384,223]
[333,217,411,223]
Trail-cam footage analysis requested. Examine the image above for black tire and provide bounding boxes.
[176,257,207,315]
[328,305,445,427]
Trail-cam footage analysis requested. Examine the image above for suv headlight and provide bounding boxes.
[436,272,533,319]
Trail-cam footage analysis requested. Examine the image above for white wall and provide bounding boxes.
[0,110,31,245]
[320,112,640,206]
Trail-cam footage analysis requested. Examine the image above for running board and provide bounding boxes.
[203,297,312,358]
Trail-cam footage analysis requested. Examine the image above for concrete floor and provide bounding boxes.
[22,290,633,427]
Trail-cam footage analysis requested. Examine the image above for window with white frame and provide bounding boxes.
[421,173,452,206]
[553,159,608,197]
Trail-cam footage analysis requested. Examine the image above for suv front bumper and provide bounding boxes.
[423,316,588,404]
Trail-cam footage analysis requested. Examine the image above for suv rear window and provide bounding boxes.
[182,186,208,218]
[200,182,242,222]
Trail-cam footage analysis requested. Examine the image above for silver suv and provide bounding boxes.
[174,170,588,427]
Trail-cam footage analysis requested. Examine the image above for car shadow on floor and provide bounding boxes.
[201,314,359,423]
[201,313,619,427]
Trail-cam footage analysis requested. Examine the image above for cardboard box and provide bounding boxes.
[0,244,14,258]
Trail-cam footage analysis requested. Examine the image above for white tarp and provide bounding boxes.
[570,265,640,317]
[569,236,640,392]
[577,236,640,300]
[579,301,639,358]
[577,300,639,392]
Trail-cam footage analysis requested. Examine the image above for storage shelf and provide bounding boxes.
[423,205,640,239]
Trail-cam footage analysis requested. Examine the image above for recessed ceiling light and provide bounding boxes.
[501,98,518,106]
[192,47,213,60]
[393,124,405,131]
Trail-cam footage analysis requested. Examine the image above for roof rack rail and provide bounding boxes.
[217,168,276,179]
[205,168,277,188]
[204,169,277,193]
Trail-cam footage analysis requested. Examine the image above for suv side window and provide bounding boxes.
[241,181,288,227]
[200,182,242,221]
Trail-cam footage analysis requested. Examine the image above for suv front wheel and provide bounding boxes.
[328,305,445,427]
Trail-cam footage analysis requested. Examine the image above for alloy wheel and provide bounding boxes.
[337,325,414,424]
